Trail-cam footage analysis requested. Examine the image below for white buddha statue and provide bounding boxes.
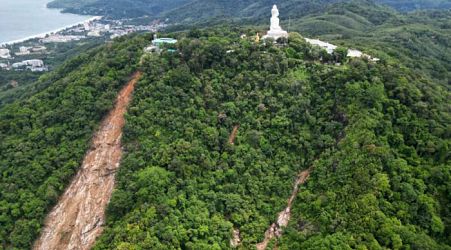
[270,5,281,30]
[264,5,288,40]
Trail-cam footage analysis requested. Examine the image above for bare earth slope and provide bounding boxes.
[256,168,311,250]
[34,72,142,250]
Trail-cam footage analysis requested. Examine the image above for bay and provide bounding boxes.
[0,0,92,44]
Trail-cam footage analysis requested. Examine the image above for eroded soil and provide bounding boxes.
[256,169,311,250]
[34,72,142,250]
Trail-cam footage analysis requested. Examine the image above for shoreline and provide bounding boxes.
[0,16,102,47]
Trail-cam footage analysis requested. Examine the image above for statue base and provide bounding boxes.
[263,29,288,41]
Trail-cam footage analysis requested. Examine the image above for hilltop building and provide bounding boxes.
[145,35,178,53]
[305,38,337,54]
[263,5,288,40]
[152,37,178,47]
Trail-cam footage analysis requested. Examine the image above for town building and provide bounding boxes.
[16,46,31,56]
[0,48,11,59]
[32,46,47,52]
[12,59,47,71]
[0,63,9,70]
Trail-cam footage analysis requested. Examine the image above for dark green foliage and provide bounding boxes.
[1,1,450,248]
[93,28,449,249]
[0,35,148,249]
[290,2,451,85]
[377,0,451,11]
[47,0,451,19]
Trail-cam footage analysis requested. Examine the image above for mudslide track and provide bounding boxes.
[34,71,142,250]
[256,169,311,250]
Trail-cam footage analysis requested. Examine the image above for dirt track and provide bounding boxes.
[228,125,240,145]
[256,169,311,250]
[34,71,142,250]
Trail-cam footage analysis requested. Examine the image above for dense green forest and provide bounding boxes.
[0,0,450,249]
[0,35,148,248]
[377,0,451,11]
[48,0,451,18]
[92,28,449,249]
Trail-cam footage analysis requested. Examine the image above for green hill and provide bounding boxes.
[47,0,451,18]
[0,35,149,248]
[286,2,451,84]
[90,29,449,249]
[0,0,450,249]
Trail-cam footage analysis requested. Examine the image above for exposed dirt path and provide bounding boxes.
[228,125,240,145]
[34,71,142,250]
[256,168,311,250]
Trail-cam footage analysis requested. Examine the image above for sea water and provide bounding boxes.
[0,0,91,44]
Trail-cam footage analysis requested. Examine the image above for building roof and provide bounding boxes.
[305,38,337,54]
[152,38,178,45]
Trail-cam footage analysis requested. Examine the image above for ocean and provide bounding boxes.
[0,0,92,44]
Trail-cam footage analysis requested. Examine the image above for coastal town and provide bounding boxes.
[0,17,167,72]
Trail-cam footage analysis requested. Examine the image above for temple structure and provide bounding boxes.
[263,5,288,40]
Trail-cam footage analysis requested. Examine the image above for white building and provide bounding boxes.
[87,30,101,37]
[84,21,91,31]
[0,48,11,59]
[0,63,8,69]
[16,46,31,56]
[305,39,380,62]
[25,59,44,67]
[305,38,337,54]
[41,35,85,43]
[12,59,45,70]
[32,46,47,52]
[347,49,363,58]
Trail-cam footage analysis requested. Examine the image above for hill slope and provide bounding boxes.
[48,0,451,18]
[288,1,451,84]
[0,35,148,248]
[92,29,449,249]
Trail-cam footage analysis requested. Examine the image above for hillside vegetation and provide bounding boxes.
[48,0,451,18]
[288,2,451,85]
[164,1,451,86]
[92,28,449,249]
[0,0,449,249]
[378,0,451,11]
[0,35,148,248]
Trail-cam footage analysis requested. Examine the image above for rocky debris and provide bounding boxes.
[256,169,311,250]
[228,125,240,145]
[230,228,242,248]
[33,72,142,250]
